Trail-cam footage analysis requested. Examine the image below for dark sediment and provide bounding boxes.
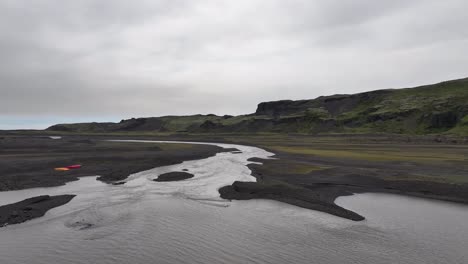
[0,136,226,191]
[219,181,364,221]
[2,133,468,221]
[154,172,194,182]
[0,195,75,227]
[222,148,241,152]
[227,147,468,220]
[215,135,468,221]
[247,153,468,205]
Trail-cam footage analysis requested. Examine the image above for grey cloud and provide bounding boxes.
[1,0,467,129]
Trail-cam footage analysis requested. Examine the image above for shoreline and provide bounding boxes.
[0,195,75,227]
[2,133,468,222]
[219,181,364,221]
[0,136,228,191]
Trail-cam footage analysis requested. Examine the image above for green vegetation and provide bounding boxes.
[382,173,468,184]
[449,115,468,135]
[270,145,466,163]
[3,131,468,202]
[253,158,329,175]
[207,133,467,184]
[44,77,468,136]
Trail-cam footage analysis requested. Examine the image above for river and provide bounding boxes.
[0,141,467,264]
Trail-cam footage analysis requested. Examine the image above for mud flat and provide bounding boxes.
[154,172,194,182]
[0,195,75,227]
[0,136,226,191]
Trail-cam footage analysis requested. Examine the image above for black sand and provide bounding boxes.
[103,133,468,221]
[219,181,364,221]
[154,172,194,182]
[0,195,75,227]
[0,136,227,224]
[0,136,226,191]
[2,133,468,221]
[218,138,468,221]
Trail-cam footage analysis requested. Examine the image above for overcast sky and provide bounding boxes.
[1,0,468,129]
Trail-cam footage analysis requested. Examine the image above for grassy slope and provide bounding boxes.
[44,77,468,135]
[342,78,468,134]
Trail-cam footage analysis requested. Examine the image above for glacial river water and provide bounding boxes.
[0,141,467,264]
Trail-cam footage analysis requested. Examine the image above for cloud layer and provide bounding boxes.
[1,0,468,128]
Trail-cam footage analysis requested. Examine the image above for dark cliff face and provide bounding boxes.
[255,90,394,118]
[116,118,165,131]
[255,100,296,116]
[250,80,468,134]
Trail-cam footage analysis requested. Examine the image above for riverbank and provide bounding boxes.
[107,134,468,219]
[74,133,468,216]
[2,132,468,221]
[216,134,468,219]
[0,195,75,226]
[219,181,364,221]
[0,136,227,191]
[154,172,195,182]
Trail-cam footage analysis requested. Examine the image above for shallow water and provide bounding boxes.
[0,141,467,264]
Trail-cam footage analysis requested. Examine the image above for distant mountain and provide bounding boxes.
[47,77,468,135]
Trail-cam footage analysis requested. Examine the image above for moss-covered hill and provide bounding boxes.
[47,77,468,135]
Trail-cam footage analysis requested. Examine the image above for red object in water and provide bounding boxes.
[66,164,82,169]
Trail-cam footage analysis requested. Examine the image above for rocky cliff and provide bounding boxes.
[47,77,468,135]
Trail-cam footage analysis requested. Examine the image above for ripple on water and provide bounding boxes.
[0,141,467,264]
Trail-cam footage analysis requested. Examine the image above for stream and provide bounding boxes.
[0,140,467,264]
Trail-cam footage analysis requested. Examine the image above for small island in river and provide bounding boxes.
[154,172,195,182]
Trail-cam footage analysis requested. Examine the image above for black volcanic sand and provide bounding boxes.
[222,148,241,153]
[0,136,226,191]
[0,195,75,227]
[154,172,194,182]
[96,133,468,221]
[219,181,364,221]
[2,133,468,221]
[217,135,468,221]
[245,150,468,203]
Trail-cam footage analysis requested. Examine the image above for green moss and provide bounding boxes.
[159,115,221,131]
[461,115,468,125]
[304,108,330,119]
[256,158,329,175]
[270,146,466,163]
[44,78,468,136]
[156,143,196,151]
[377,173,468,184]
